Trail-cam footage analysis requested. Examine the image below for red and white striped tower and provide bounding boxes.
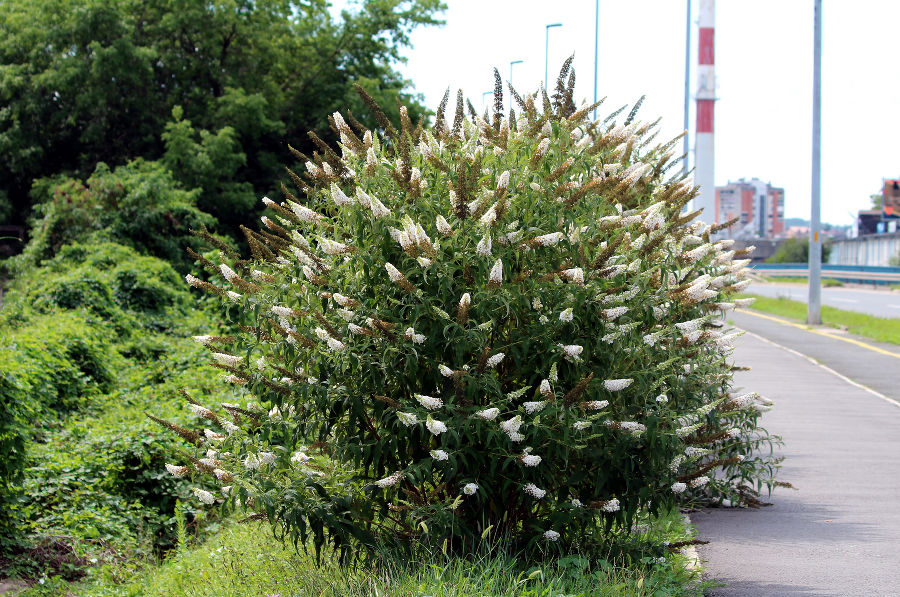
[694,0,716,224]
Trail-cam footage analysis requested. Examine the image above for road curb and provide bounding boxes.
[680,513,702,574]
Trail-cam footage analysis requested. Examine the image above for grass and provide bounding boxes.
[759,276,844,287]
[738,294,900,346]
[20,510,706,597]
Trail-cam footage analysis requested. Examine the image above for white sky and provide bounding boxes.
[337,1,900,226]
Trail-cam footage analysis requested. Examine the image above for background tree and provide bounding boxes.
[768,237,832,264]
[871,193,883,211]
[0,0,444,237]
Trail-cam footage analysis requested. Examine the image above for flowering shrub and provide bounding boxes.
[158,64,778,561]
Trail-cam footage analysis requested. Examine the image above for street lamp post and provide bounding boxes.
[683,0,691,177]
[510,60,523,112]
[808,0,823,324]
[593,0,599,119]
[509,60,523,86]
[481,91,493,113]
[545,23,562,90]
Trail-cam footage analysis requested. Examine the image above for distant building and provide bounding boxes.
[852,179,900,238]
[881,178,900,219]
[857,210,884,236]
[837,179,900,265]
[715,178,784,238]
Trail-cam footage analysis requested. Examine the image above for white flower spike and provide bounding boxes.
[489,259,503,286]
[603,378,634,392]
[523,483,546,499]
[476,407,500,420]
[426,416,448,435]
[193,488,215,505]
[415,394,443,410]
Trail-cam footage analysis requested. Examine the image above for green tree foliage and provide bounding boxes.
[768,237,832,264]
[871,193,883,210]
[161,105,256,220]
[0,191,12,224]
[165,70,779,563]
[0,0,444,232]
[16,160,217,272]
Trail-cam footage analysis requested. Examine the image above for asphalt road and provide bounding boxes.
[693,312,900,595]
[746,281,900,319]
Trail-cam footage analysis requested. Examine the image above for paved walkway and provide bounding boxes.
[693,318,900,596]
[728,310,900,402]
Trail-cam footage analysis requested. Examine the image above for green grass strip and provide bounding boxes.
[72,511,706,597]
[739,293,900,346]
[759,276,844,287]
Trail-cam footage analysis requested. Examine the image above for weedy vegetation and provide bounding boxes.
[59,511,709,597]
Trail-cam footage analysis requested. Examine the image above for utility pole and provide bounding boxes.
[545,23,562,90]
[808,0,822,324]
[509,60,523,112]
[482,91,493,112]
[683,0,691,177]
[593,0,599,120]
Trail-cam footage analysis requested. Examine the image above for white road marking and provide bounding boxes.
[735,327,900,411]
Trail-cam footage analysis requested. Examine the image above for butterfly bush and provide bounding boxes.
[157,63,779,561]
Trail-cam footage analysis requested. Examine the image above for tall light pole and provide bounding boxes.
[545,23,562,90]
[481,91,493,113]
[683,0,692,177]
[510,60,523,112]
[808,0,823,324]
[593,0,599,120]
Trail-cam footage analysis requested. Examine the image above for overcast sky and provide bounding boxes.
[337,1,899,226]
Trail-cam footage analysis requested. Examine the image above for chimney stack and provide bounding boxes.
[694,0,716,225]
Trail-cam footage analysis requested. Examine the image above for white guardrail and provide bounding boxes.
[751,264,900,284]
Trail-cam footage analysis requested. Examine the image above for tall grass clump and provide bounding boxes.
[155,63,779,563]
[76,518,705,597]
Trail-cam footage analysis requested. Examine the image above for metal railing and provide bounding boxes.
[751,263,900,284]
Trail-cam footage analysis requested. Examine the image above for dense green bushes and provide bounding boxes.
[17,162,216,273]
[0,313,116,540]
[5,241,195,331]
[0,112,246,575]
[16,368,228,568]
[25,243,191,329]
[0,313,116,412]
[0,239,238,577]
